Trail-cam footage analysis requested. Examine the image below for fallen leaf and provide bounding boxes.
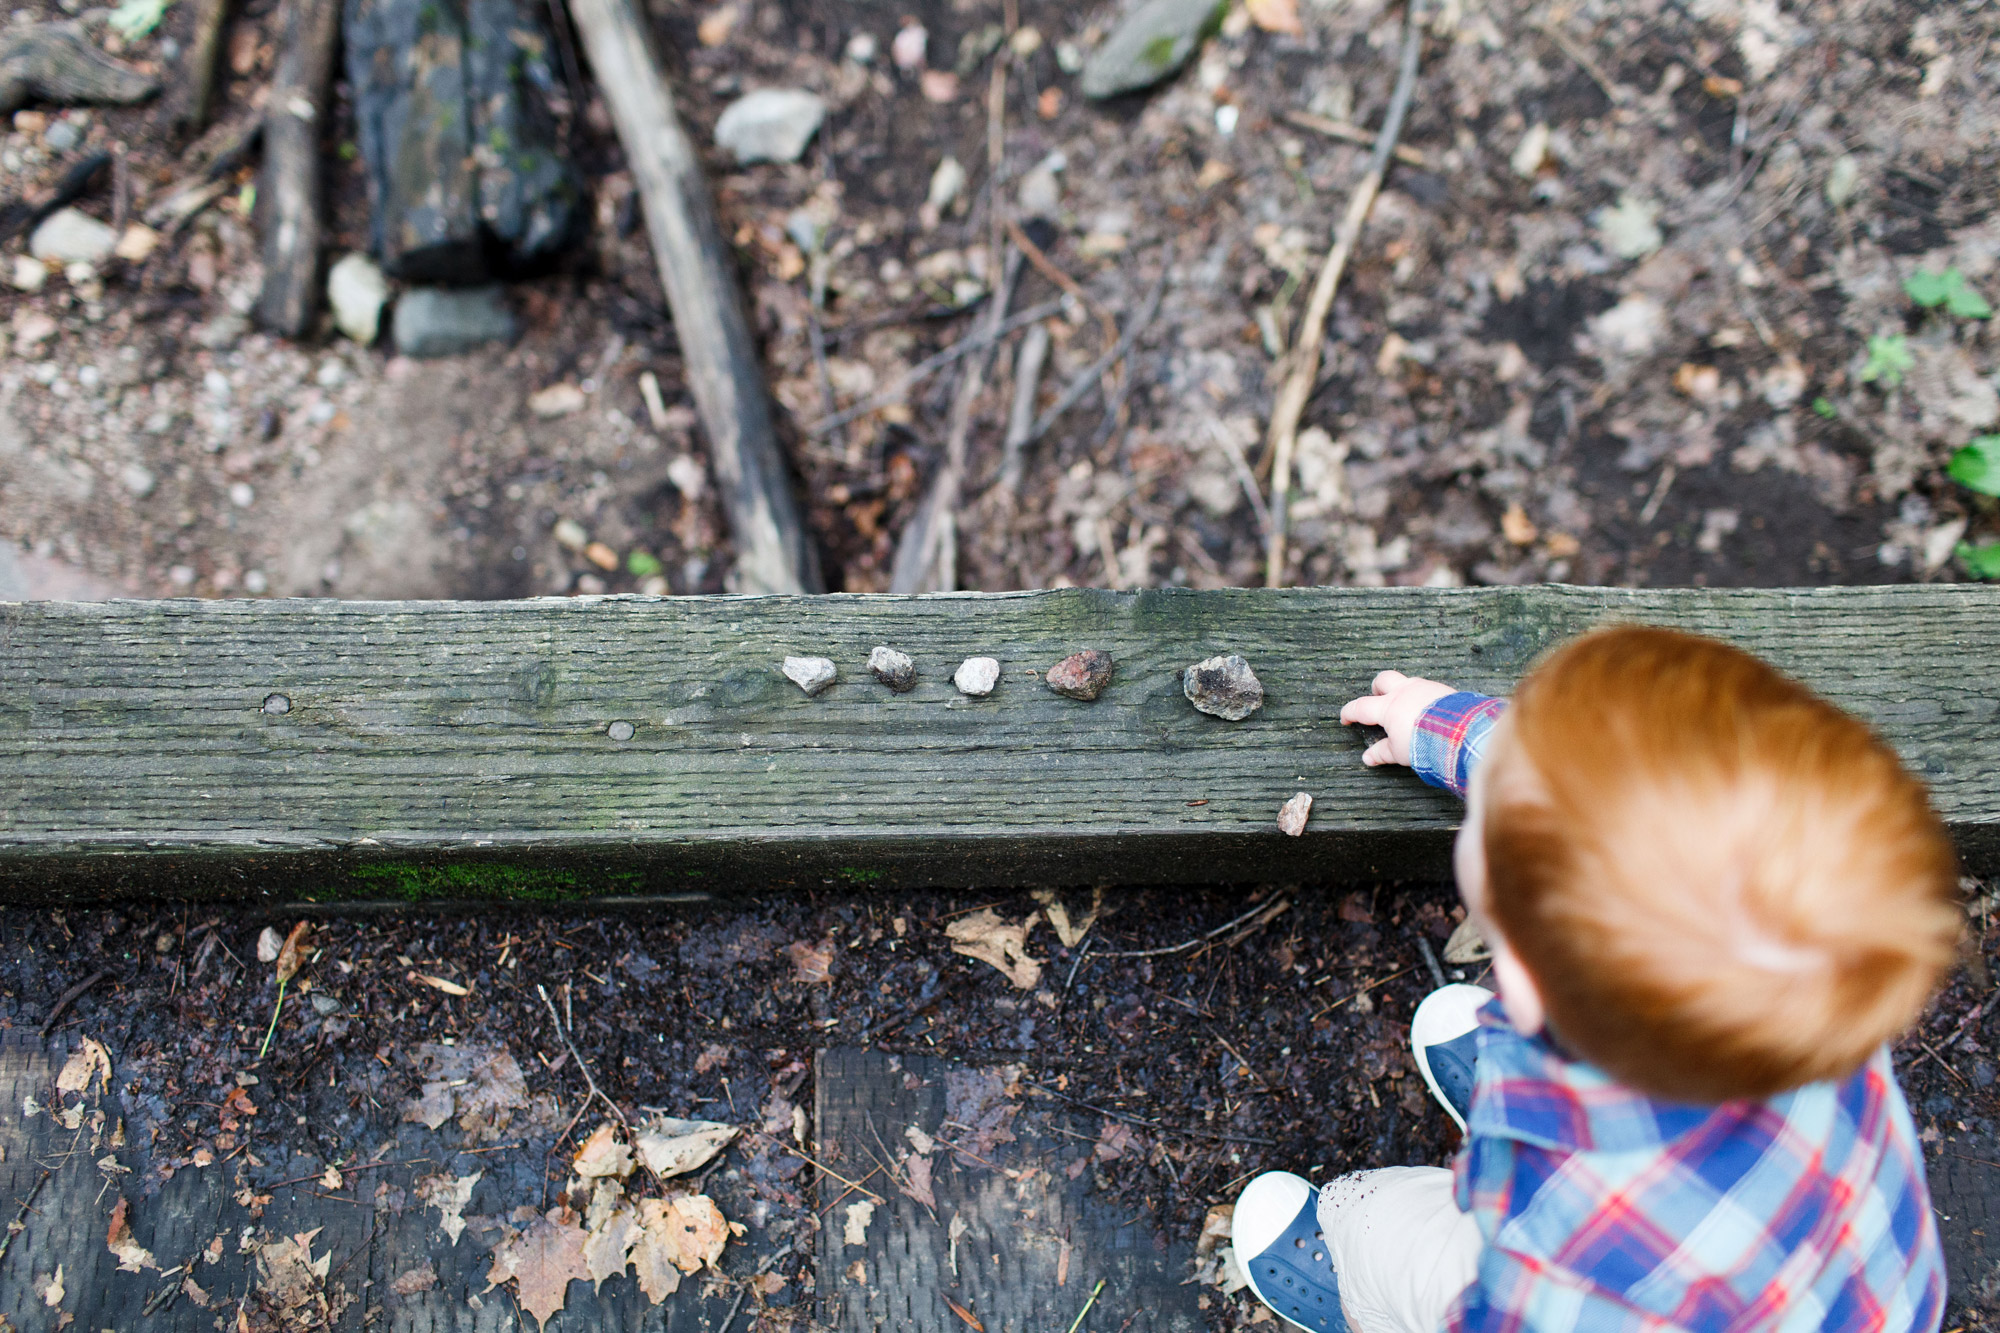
[105,1198,157,1272]
[36,1264,64,1308]
[320,1166,343,1190]
[905,1125,937,1155]
[409,972,471,997]
[182,1276,211,1307]
[414,1172,481,1245]
[253,1229,351,1331]
[390,1264,437,1296]
[1094,1120,1136,1162]
[945,910,1044,990]
[403,1045,526,1140]
[256,927,284,963]
[274,922,311,984]
[56,1038,112,1096]
[1245,0,1302,35]
[1197,1204,1233,1256]
[1031,888,1102,949]
[784,938,835,984]
[843,1199,875,1247]
[581,1202,640,1289]
[945,1297,986,1332]
[902,1154,936,1209]
[631,1116,740,1178]
[627,1202,683,1303]
[656,1194,730,1271]
[693,1044,731,1074]
[572,1122,634,1179]
[1442,917,1492,964]
[1500,503,1538,546]
[485,1209,590,1332]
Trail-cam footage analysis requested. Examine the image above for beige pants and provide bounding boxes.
[1316,1167,1485,1333]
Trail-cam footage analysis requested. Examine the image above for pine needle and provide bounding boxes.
[257,977,288,1058]
[1065,1279,1108,1333]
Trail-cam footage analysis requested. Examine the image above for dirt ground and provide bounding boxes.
[4,883,1997,1329]
[4,0,1999,596]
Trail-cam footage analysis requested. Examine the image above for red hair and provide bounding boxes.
[1483,626,1961,1102]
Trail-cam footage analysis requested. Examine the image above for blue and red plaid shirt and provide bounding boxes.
[1409,692,1947,1333]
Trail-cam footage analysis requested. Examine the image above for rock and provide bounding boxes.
[193,313,248,350]
[868,646,917,692]
[327,252,389,345]
[113,224,159,262]
[392,286,518,358]
[953,656,1000,696]
[1595,194,1663,260]
[8,255,47,293]
[42,117,80,152]
[1183,654,1264,720]
[1277,791,1312,837]
[29,207,117,265]
[1016,154,1062,218]
[783,655,838,696]
[926,156,966,212]
[714,88,826,165]
[528,382,587,417]
[345,0,582,282]
[890,21,926,70]
[552,518,589,551]
[1079,0,1225,99]
[1046,649,1113,701]
[120,463,156,497]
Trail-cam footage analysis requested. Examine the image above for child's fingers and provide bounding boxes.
[1371,669,1409,695]
[1340,694,1389,727]
[1361,737,1396,765]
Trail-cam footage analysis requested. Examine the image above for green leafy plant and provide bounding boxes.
[1948,436,2000,497]
[1811,396,1838,419]
[1958,541,2000,579]
[107,0,172,39]
[626,550,663,578]
[1905,267,1993,320]
[1858,333,1913,388]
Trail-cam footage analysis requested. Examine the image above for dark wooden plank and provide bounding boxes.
[2,586,1997,898]
[814,1047,1204,1333]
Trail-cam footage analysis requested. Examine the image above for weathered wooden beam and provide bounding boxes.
[1,586,1996,900]
[254,0,339,336]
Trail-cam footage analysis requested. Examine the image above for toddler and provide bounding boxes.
[1233,625,1960,1332]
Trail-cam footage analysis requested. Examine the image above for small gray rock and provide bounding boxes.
[193,313,249,350]
[328,252,390,346]
[953,656,1000,696]
[29,207,118,266]
[715,88,827,165]
[43,118,82,153]
[392,285,518,358]
[783,655,838,696]
[120,463,156,497]
[1183,654,1264,720]
[310,993,343,1016]
[1079,0,1225,99]
[868,645,916,692]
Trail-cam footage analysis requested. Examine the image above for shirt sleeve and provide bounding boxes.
[1408,692,1508,798]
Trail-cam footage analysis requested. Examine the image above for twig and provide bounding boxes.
[1263,0,1424,587]
[808,299,1064,436]
[1019,267,1167,449]
[0,1172,49,1274]
[1942,988,1999,1050]
[1005,216,1117,352]
[1093,897,1287,959]
[1917,1040,1969,1086]
[1308,966,1413,1020]
[997,321,1052,495]
[1415,935,1446,991]
[1279,110,1428,167]
[1531,12,1630,108]
[1206,417,1273,540]
[40,968,111,1038]
[1025,1082,1277,1146]
[537,983,628,1125]
[1066,1280,1108,1333]
[264,1157,420,1190]
[716,1283,751,1333]
[754,1133,886,1203]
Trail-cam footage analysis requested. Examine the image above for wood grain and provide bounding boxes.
[2,586,1996,897]
[254,0,338,336]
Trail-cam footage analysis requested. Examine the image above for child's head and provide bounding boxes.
[1457,625,1961,1103]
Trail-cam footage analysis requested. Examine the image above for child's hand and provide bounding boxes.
[1339,672,1455,767]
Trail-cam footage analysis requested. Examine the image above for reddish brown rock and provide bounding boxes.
[1045,649,1114,701]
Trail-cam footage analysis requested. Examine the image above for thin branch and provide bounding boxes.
[1024,1081,1277,1146]
[1279,110,1428,167]
[1092,897,1288,959]
[1264,0,1424,587]
[1019,267,1167,449]
[807,299,1064,436]
[536,983,627,1126]
[40,967,111,1038]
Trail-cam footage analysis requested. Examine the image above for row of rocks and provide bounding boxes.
[779,649,1266,717]
[325,252,518,358]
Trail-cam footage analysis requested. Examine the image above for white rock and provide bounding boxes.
[229,482,254,508]
[121,463,156,497]
[1016,162,1061,218]
[553,518,589,551]
[327,252,389,346]
[714,89,827,165]
[667,454,708,499]
[529,382,587,417]
[1277,791,1312,837]
[891,22,927,70]
[844,31,877,63]
[783,655,838,696]
[30,208,118,266]
[1595,194,1663,260]
[9,254,47,293]
[114,224,160,262]
[1510,122,1550,179]
[953,656,1000,696]
[927,156,966,212]
[1587,294,1666,359]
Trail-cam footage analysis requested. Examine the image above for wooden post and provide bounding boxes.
[254,0,339,337]
[564,0,820,594]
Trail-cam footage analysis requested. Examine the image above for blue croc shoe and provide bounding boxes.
[1411,983,1492,1131]
[1231,1172,1349,1333]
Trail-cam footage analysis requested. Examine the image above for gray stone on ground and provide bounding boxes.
[868,645,917,692]
[1278,791,1312,837]
[42,118,80,152]
[783,655,838,696]
[1046,649,1113,701]
[953,656,1000,696]
[29,207,117,265]
[1183,653,1264,720]
[392,286,518,358]
[328,253,390,346]
[1080,0,1225,99]
[715,88,826,165]
[120,463,156,497]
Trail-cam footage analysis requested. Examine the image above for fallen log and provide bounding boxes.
[0,22,159,115]
[178,0,230,129]
[254,0,339,336]
[565,0,820,594]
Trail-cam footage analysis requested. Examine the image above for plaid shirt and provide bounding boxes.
[1410,692,1947,1333]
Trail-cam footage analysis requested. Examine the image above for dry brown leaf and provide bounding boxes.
[694,1044,731,1074]
[1196,1204,1234,1256]
[36,1265,64,1308]
[632,1116,739,1178]
[182,1276,211,1307]
[946,1297,986,1332]
[1442,917,1492,964]
[572,1122,634,1179]
[274,922,311,985]
[902,1154,936,1209]
[784,938,834,984]
[1094,1120,1136,1162]
[581,1202,640,1289]
[1031,889,1102,949]
[56,1038,111,1097]
[1245,0,1302,34]
[390,1264,437,1296]
[105,1198,156,1272]
[485,1209,590,1332]
[254,1228,350,1332]
[653,1194,730,1272]
[414,1172,480,1245]
[403,1045,526,1140]
[945,910,1044,990]
[843,1199,874,1246]
[320,1166,343,1190]
[628,1202,683,1304]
